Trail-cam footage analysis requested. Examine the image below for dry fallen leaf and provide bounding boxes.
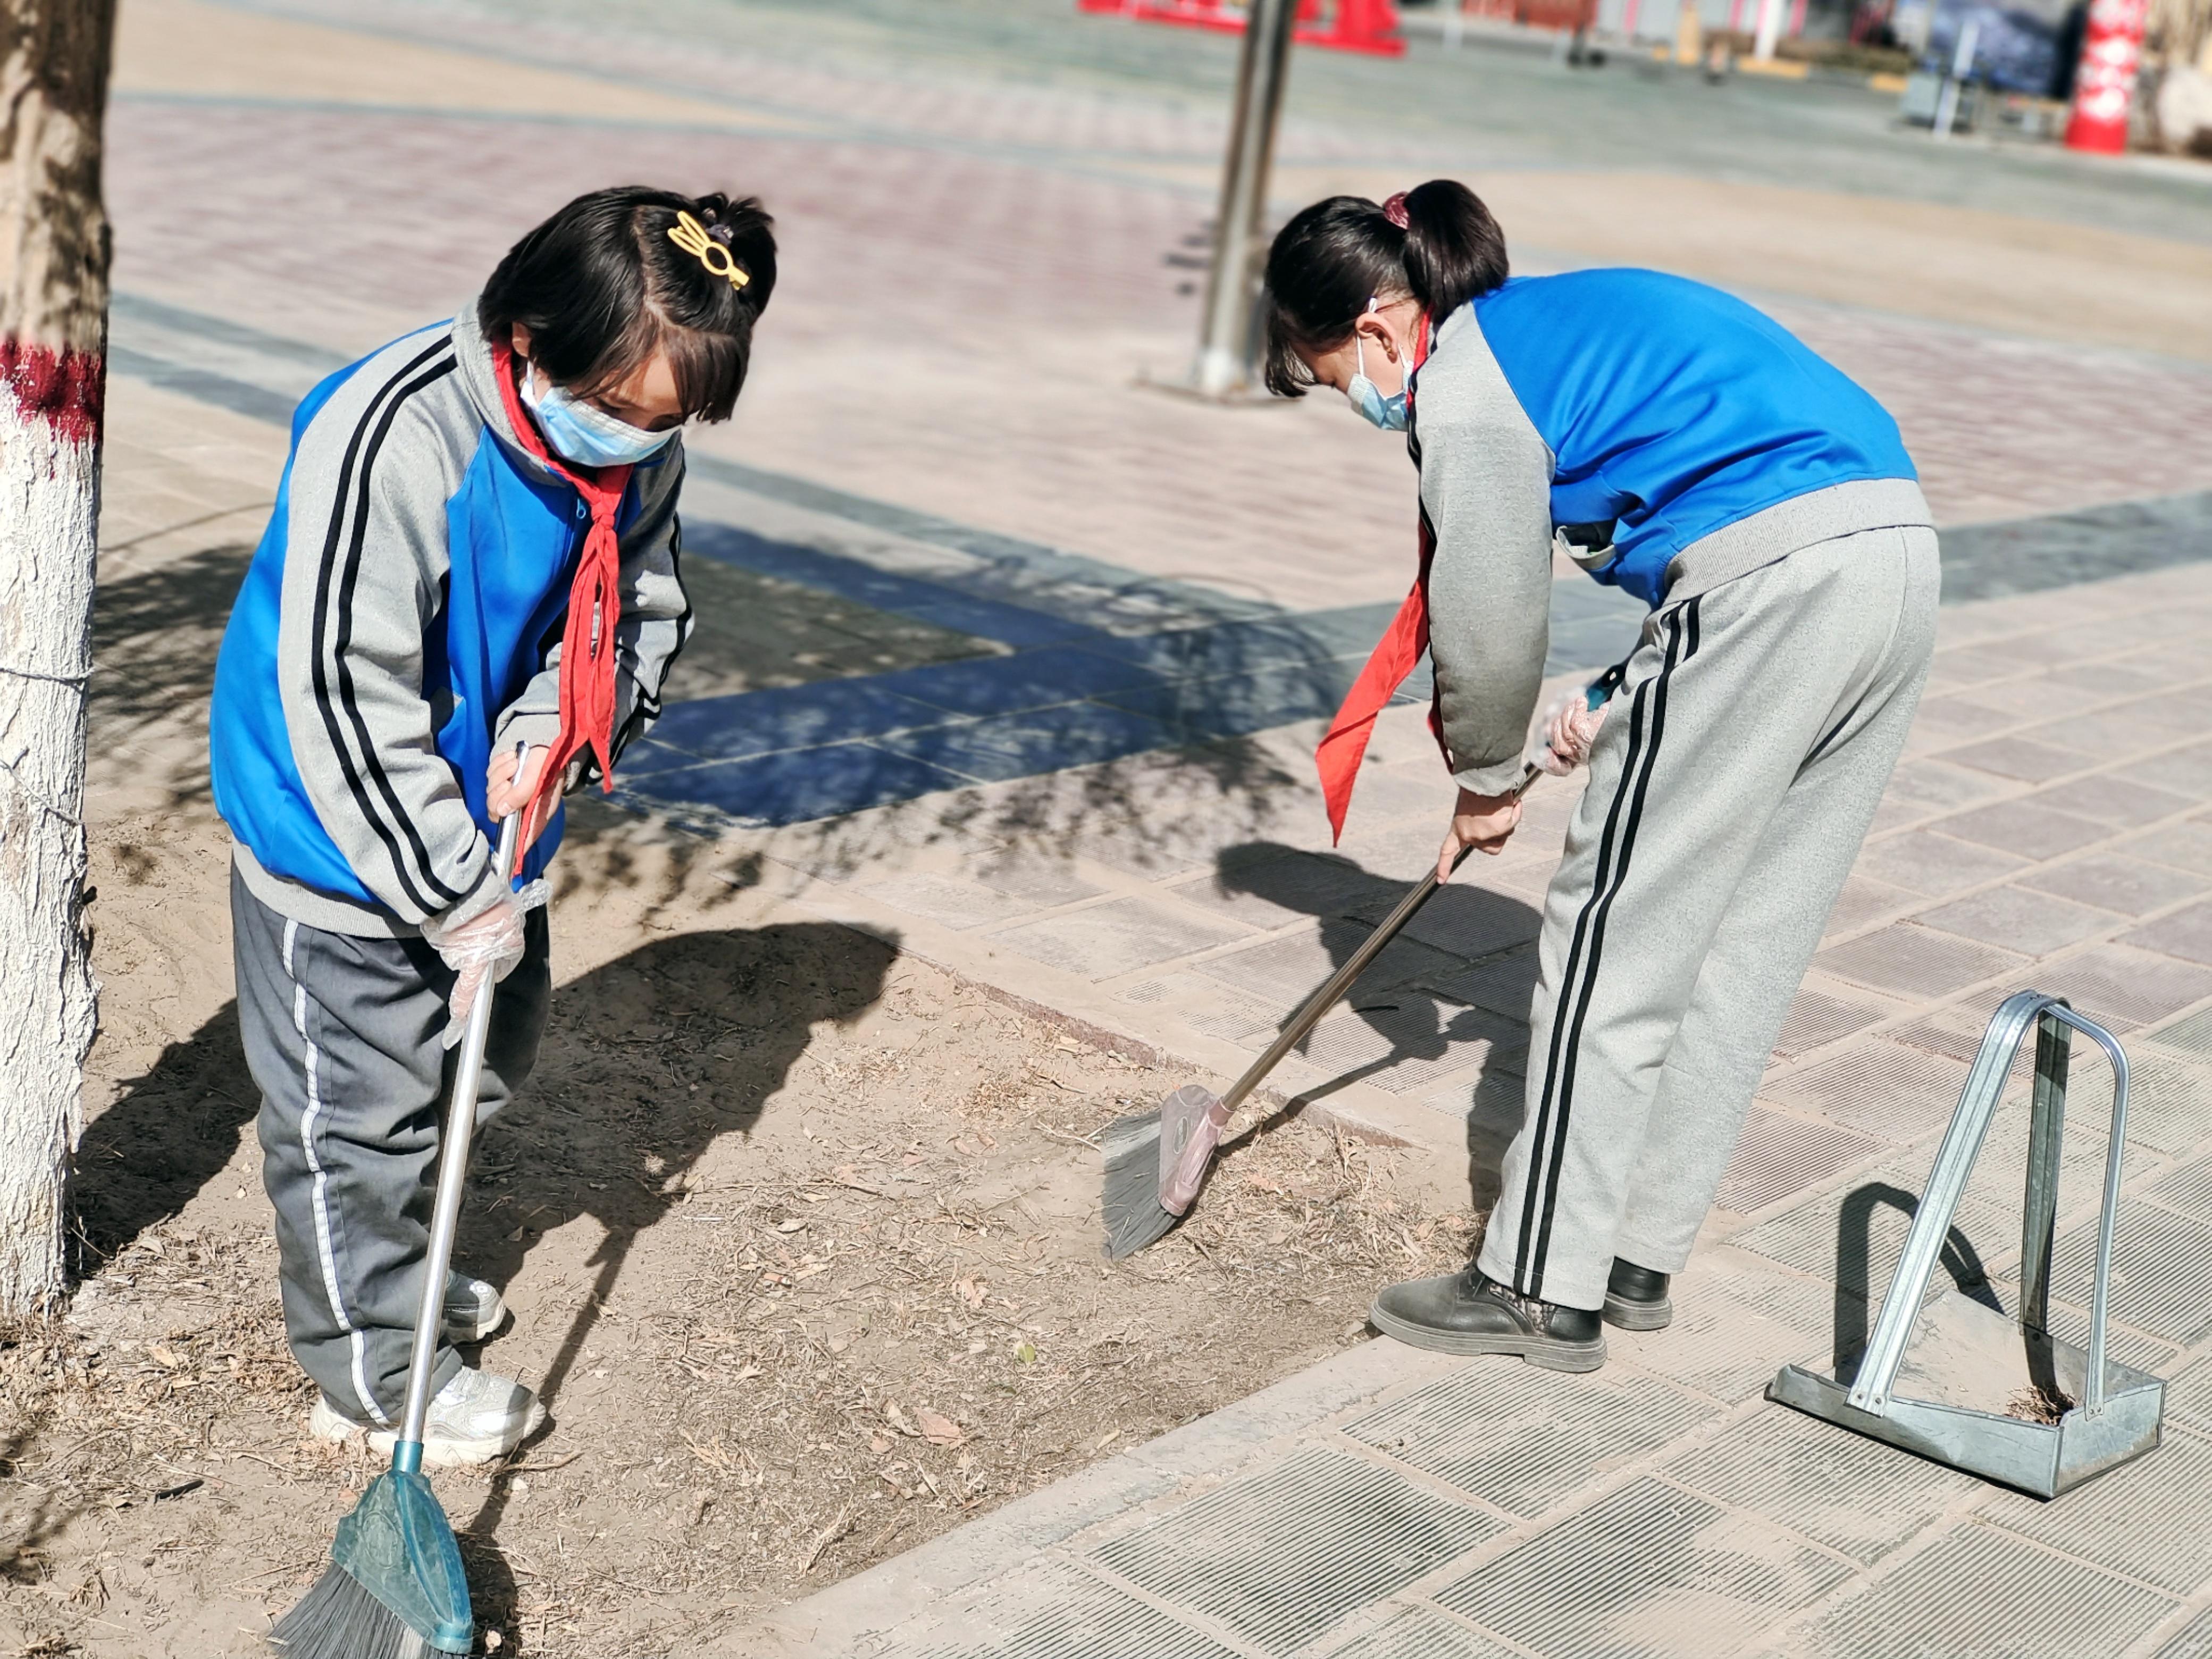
[915,1407,964,1447]
[776,1218,807,1234]
[882,1401,917,1437]
[954,1276,986,1311]
[148,1346,180,1370]
[868,1434,892,1454]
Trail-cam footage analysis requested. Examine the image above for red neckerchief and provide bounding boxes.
[490,340,634,802]
[1314,313,1444,843]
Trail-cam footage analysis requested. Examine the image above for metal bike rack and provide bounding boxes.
[1770,991,2164,1498]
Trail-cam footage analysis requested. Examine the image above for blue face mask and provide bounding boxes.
[1346,330,1408,432]
[521,363,678,469]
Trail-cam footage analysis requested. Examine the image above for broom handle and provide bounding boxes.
[1216,765,1540,1118]
[397,776,529,1455]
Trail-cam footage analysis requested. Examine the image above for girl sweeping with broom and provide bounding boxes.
[1262,183,1936,1371]
[210,186,777,1481]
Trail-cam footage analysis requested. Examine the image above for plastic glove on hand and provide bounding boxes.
[1531,691,1612,777]
[421,881,549,1049]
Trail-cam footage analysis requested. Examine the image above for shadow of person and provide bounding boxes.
[1204,841,1542,1220]
[448,919,895,1646]
[71,1006,258,1263]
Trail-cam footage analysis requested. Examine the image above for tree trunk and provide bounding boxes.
[0,0,114,1317]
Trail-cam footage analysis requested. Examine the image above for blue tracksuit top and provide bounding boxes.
[1469,269,1918,608]
[210,304,691,937]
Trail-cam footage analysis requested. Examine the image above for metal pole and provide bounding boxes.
[1191,0,1298,398]
[1752,0,1782,59]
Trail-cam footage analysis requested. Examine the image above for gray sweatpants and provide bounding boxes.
[1477,526,1940,1311]
[232,866,549,1423]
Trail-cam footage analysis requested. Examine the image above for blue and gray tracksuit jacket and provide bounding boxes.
[1415,267,1930,794]
[210,298,692,937]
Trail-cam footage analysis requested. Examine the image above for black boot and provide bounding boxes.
[1602,1259,1673,1331]
[1369,1269,1605,1372]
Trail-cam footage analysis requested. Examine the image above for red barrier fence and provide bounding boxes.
[1077,0,1405,56]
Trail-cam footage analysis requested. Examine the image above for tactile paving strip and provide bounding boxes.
[1815,924,2023,1000]
[1433,1477,1850,1659]
[1340,1362,1713,1520]
[1714,1108,1883,1216]
[1760,1040,1972,1141]
[1982,1426,2212,1595]
[2153,1606,2212,1659]
[886,1561,1239,1659]
[2112,1050,2212,1157]
[2043,1203,2212,1345]
[1115,971,1279,1045]
[1731,1159,2014,1293]
[1666,1398,1975,1565]
[2034,945,2212,1033]
[1792,1523,2174,1659]
[1317,1603,1521,1659]
[1086,1447,1499,1655]
[2146,1157,2212,1224]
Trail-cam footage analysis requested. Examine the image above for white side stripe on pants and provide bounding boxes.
[283,919,391,1426]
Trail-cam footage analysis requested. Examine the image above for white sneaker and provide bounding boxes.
[310,1367,549,1468]
[443,1272,508,1342]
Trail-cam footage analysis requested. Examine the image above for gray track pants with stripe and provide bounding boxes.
[232,866,549,1423]
[1477,526,1940,1311]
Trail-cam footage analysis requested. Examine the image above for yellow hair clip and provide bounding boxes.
[667,211,750,291]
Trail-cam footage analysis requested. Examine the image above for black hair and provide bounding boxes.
[478,186,778,424]
[1260,180,1508,398]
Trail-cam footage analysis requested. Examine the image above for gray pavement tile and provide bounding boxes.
[1316,1603,1521,1659]
[1730,1150,2015,1297]
[2147,1007,2212,1063]
[2124,901,2212,968]
[1951,675,2112,722]
[2032,708,2196,763]
[2045,1204,2212,1345]
[883,1560,1238,1659]
[1167,849,1398,932]
[1774,984,1904,1062]
[2147,1159,2212,1225]
[1425,949,1539,1024]
[2033,944,2212,1033]
[1085,1446,1502,1655]
[1714,1108,1884,1216]
[1815,925,2026,1001]
[1364,880,1544,963]
[2124,742,2212,802]
[1116,971,1279,1046]
[2152,1606,2212,1659]
[1422,1069,1527,1157]
[2045,660,2178,702]
[1853,832,2032,898]
[1762,1039,1974,1142]
[1929,647,2042,693]
[1982,1427,2212,1596]
[2125,819,2212,874]
[2021,854,2210,917]
[858,872,1042,931]
[1790,1523,2175,1659]
[1820,875,1920,943]
[2022,774,2199,829]
[1292,998,1528,1094]
[1607,1258,1834,1403]
[1946,736,2094,784]
[1887,996,2023,1065]
[1667,1402,1976,1565]
[1933,800,2114,861]
[2169,1352,2212,1433]
[1193,921,1461,1008]
[991,898,1249,980]
[1883,758,2016,813]
[1339,1362,1715,1521]
[1432,1477,1851,1659]
[2109,1049,2212,1157]
[1914,885,2118,958]
[971,853,1104,907]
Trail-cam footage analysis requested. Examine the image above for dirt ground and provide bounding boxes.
[0,789,1477,1659]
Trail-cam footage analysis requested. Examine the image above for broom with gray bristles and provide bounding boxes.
[271,757,532,1658]
[1103,763,1545,1259]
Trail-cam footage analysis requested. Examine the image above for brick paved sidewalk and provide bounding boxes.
[727,558,2212,1659]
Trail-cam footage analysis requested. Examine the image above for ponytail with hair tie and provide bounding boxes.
[1259,179,1509,399]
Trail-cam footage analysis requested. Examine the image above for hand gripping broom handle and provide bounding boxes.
[395,784,527,1461]
[1212,765,1541,1122]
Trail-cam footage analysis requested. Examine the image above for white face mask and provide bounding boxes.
[521,363,678,468]
[1345,300,1408,432]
